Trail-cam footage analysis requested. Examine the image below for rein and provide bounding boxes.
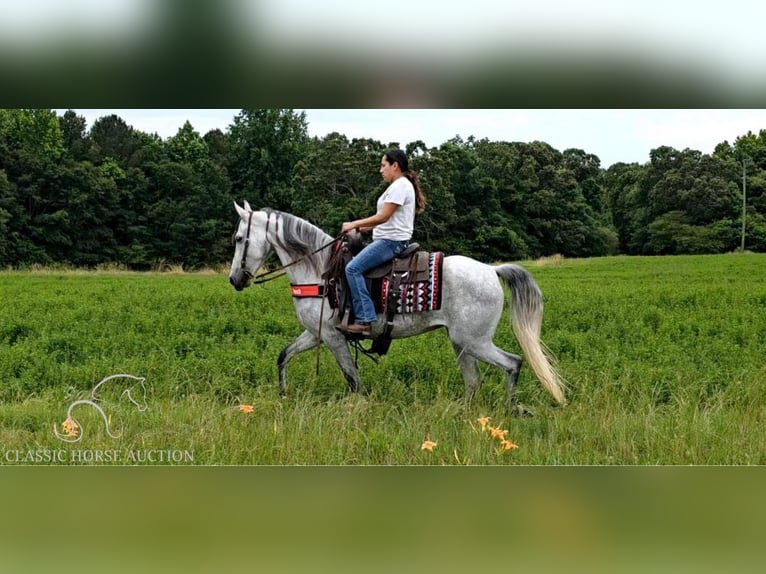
[240,210,342,286]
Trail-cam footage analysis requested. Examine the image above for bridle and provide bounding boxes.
[237,210,341,286]
[238,209,256,279]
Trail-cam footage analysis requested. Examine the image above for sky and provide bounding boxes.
[61,109,766,168]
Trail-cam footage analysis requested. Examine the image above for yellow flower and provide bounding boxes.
[477,416,491,431]
[238,405,255,413]
[62,418,79,438]
[489,427,509,440]
[499,439,519,451]
[420,435,437,452]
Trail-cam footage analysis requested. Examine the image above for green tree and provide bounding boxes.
[47,159,122,264]
[204,128,229,167]
[636,145,746,253]
[0,170,22,265]
[645,211,728,255]
[137,122,232,267]
[733,130,766,250]
[13,109,65,160]
[227,109,309,210]
[406,140,460,255]
[167,121,208,168]
[87,114,138,167]
[58,109,90,161]
[604,161,646,254]
[421,137,482,256]
[563,148,607,218]
[291,133,386,234]
[470,139,530,260]
[518,141,612,257]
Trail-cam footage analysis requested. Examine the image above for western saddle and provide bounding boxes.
[322,231,431,355]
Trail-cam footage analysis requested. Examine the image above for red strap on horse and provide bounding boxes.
[290,284,325,298]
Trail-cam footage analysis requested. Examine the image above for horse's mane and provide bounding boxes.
[266,209,334,273]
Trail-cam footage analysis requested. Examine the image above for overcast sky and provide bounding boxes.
[61,109,766,168]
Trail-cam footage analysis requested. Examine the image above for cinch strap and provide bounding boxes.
[290,284,325,298]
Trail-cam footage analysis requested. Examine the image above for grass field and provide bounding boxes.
[1,253,765,464]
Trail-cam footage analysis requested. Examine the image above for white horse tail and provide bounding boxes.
[495,264,567,405]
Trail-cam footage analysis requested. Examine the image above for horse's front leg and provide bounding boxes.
[277,329,320,396]
[321,330,362,393]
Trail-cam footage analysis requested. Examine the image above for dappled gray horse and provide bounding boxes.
[229,202,566,407]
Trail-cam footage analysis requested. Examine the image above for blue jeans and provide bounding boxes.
[345,239,409,323]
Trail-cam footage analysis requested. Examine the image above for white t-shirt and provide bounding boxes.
[372,176,415,241]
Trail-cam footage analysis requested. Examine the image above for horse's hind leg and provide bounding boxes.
[452,342,482,406]
[465,343,527,414]
[277,330,320,396]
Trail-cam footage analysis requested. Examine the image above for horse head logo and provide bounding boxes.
[53,374,149,443]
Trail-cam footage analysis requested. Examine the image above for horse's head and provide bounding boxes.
[229,201,273,291]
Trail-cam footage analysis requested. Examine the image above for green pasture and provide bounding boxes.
[1,254,765,464]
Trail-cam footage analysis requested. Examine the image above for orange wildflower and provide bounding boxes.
[238,405,255,413]
[477,416,491,431]
[489,427,509,440]
[499,439,519,451]
[61,418,79,438]
[420,435,437,452]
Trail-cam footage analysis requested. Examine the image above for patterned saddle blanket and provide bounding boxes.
[379,251,444,314]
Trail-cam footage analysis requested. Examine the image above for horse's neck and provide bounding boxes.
[271,215,331,285]
[272,247,321,285]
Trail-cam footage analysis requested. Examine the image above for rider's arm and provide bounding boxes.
[341,202,398,234]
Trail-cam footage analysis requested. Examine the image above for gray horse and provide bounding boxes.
[229,202,566,408]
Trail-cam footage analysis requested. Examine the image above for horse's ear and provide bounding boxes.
[234,202,249,220]
[243,200,253,212]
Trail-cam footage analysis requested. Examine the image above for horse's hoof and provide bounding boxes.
[511,404,534,417]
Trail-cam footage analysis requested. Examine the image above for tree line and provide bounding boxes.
[1,109,764,269]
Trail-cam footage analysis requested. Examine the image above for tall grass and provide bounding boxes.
[1,253,765,464]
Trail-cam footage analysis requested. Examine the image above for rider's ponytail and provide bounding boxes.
[384,149,426,215]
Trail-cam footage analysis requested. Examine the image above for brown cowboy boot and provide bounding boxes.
[344,322,371,335]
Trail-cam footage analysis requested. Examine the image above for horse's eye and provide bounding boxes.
[234,235,243,244]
